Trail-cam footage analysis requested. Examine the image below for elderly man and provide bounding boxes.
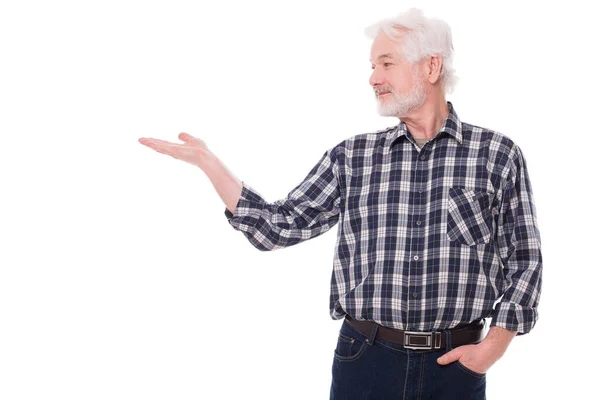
[139,8,542,400]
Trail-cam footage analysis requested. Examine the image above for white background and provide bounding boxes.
[1,0,598,398]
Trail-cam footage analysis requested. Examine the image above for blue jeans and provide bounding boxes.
[330,317,486,399]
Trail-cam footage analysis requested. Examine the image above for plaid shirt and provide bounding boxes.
[224,102,542,335]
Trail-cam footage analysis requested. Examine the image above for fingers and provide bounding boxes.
[139,138,177,146]
[139,137,182,158]
[139,133,201,146]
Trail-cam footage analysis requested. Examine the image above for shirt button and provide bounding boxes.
[420,155,427,160]
[412,292,418,298]
[416,221,421,225]
[413,255,419,260]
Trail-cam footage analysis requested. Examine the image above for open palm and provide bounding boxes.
[139,132,213,168]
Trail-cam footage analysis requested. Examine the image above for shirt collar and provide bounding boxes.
[384,101,463,147]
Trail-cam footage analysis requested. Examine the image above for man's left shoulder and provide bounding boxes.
[460,122,526,183]
[460,121,517,152]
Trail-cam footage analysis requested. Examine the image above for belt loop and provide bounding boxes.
[444,330,452,351]
[365,321,379,346]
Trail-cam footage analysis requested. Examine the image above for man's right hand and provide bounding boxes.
[138,132,214,170]
[139,132,243,214]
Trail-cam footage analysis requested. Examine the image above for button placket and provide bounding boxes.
[407,146,429,329]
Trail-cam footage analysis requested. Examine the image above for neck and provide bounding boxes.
[400,92,449,140]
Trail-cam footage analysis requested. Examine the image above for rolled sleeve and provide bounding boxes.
[491,145,543,335]
[223,147,341,251]
[224,181,267,232]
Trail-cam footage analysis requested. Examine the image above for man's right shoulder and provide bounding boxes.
[331,125,398,153]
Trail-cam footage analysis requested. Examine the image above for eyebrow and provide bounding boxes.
[370,53,395,63]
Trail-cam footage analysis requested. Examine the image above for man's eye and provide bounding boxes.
[371,63,391,69]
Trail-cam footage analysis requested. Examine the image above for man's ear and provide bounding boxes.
[426,54,443,85]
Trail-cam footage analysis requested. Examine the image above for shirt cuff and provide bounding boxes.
[223,181,266,231]
[490,301,538,336]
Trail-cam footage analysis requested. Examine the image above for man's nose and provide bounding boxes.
[369,70,383,87]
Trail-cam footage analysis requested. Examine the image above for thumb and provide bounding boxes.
[437,349,461,365]
[179,132,197,143]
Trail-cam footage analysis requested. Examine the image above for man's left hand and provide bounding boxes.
[436,326,517,374]
[436,342,501,374]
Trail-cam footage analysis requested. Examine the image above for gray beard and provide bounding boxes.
[375,79,427,118]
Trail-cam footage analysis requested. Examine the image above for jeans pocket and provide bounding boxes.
[455,360,486,379]
[333,325,369,362]
[446,187,493,246]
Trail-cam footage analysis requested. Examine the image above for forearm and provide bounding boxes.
[481,325,517,356]
[216,148,341,251]
[200,153,243,214]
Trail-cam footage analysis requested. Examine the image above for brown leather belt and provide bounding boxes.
[344,315,486,350]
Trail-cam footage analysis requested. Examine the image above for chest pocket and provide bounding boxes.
[446,187,493,246]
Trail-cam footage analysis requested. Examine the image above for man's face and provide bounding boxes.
[369,32,427,118]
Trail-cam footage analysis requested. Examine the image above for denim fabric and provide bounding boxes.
[330,318,486,399]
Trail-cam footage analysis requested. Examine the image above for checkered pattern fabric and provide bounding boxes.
[224,102,542,335]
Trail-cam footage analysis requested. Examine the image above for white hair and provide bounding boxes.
[364,8,458,94]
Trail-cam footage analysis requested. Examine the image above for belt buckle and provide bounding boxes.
[403,331,441,350]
